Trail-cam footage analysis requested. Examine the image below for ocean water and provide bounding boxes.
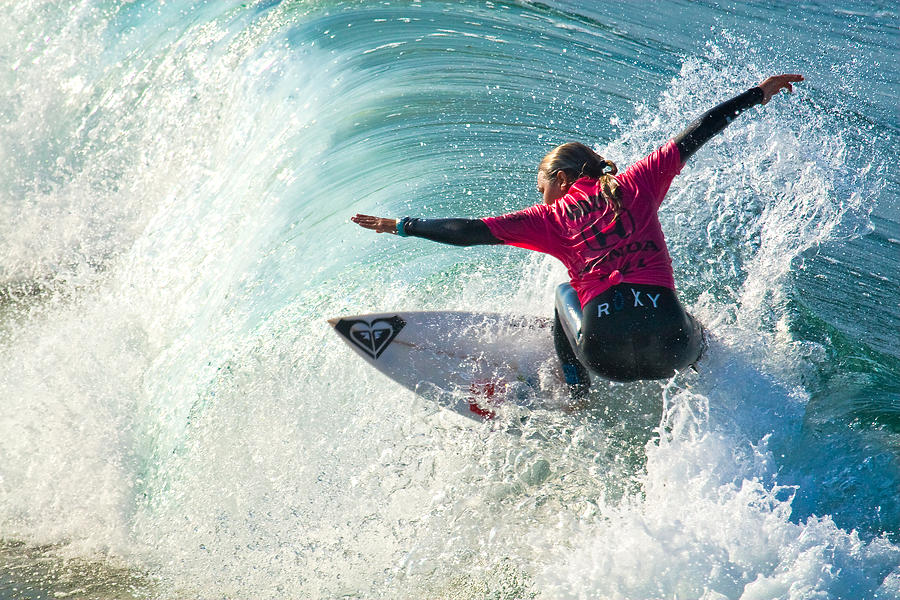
[1,0,898,598]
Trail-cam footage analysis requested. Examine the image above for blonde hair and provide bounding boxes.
[539,142,621,214]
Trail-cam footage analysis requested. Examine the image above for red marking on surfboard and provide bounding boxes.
[467,380,504,419]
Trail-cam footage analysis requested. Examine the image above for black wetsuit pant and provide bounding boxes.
[553,283,704,389]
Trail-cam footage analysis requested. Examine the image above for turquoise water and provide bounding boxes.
[1,1,898,598]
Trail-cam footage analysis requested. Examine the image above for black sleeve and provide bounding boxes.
[403,218,502,246]
[673,87,765,162]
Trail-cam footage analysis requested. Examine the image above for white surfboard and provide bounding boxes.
[327,311,568,421]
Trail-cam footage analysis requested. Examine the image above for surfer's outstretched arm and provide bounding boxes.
[674,73,804,162]
[351,214,502,246]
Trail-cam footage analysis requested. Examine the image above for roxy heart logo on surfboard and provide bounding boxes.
[333,316,406,359]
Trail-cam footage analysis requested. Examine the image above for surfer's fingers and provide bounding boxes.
[758,73,803,104]
[351,214,396,233]
[351,214,380,226]
[778,73,803,93]
[760,73,804,86]
[351,214,379,230]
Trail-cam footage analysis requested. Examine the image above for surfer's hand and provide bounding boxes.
[757,74,804,104]
[351,214,399,234]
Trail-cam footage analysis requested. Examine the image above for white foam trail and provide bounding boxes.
[0,0,325,554]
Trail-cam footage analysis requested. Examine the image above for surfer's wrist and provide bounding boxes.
[397,217,411,236]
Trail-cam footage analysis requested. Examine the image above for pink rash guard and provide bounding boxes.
[482,140,684,308]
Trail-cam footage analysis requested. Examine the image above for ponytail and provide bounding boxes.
[539,142,622,215]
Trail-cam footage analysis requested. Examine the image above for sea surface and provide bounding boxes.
[1,1,899,598]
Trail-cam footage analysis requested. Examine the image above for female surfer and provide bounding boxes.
[352,74,804,398]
